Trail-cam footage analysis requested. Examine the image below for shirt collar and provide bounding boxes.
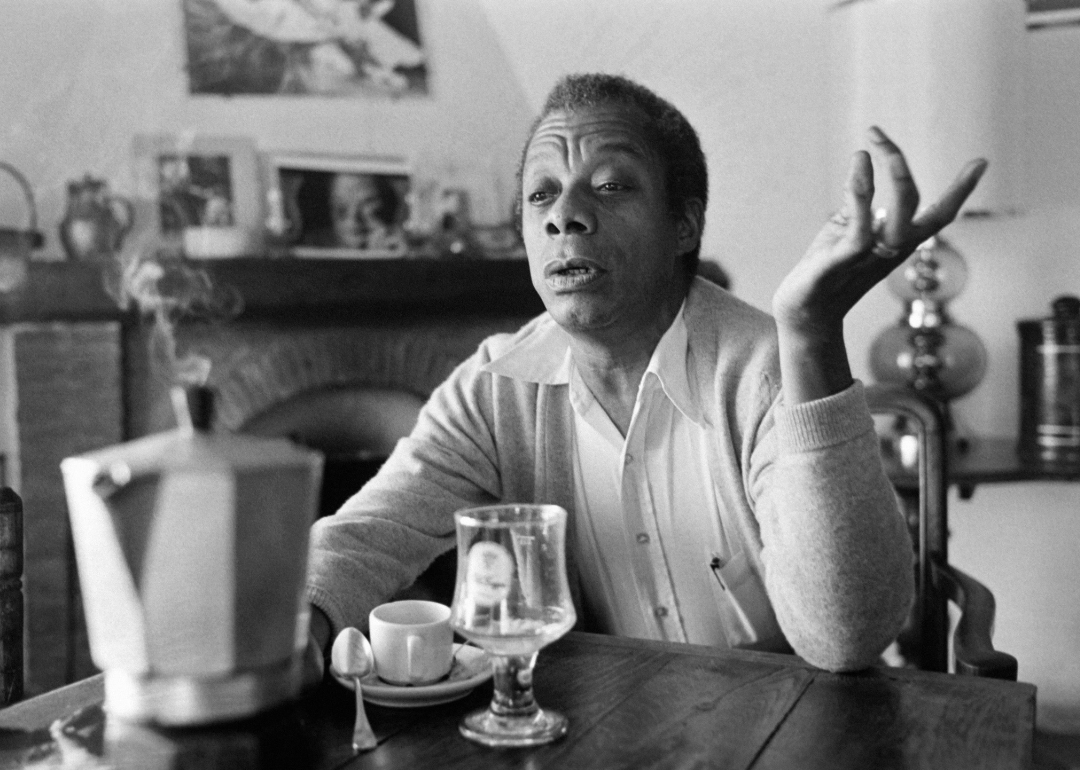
[482,314,573,384]
[646,303,703,425]
[483,304,703,425]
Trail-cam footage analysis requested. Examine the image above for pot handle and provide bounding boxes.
[0,161,44,248]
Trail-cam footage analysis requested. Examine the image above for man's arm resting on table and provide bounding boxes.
[752,380,915,673]
[759,131,984,670]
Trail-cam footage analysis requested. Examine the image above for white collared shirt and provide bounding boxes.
[567,306,735,645]
[504,305,741,646]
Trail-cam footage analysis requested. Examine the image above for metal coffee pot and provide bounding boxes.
[60,386,323,725]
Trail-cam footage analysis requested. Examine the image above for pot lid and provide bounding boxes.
[63,386,322,474]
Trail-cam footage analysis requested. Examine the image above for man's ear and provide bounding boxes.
[675,198,705,255]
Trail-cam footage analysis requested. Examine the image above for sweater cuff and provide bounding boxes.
[774,379,874,453]
[305,583,350,641]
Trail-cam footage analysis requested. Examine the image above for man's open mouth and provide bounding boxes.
[544,260,605,291]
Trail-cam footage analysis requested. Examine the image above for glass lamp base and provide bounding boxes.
[459,706,568,747]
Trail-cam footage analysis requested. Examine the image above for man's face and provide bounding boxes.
[520,105,695,337]
[332,174,383,248]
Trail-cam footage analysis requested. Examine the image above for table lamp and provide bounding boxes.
[828,0,1023,218]
[830,0,1023,462]
[869,235,987,404]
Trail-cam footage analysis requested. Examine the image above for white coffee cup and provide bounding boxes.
[368,600,453,686]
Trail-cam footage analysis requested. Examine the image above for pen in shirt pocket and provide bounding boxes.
[709,555,727,591]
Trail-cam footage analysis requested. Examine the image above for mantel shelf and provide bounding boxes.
[0,257,545,324]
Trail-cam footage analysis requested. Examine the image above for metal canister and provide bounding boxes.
[1018,295,1080,466]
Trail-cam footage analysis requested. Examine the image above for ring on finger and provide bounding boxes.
[871,240,902,259]
[872,208,888,233]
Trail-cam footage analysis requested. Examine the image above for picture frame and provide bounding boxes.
[1026,0,1080,29]
[131,134,263,255]
[181,0,428,97]
[266,153,411,259]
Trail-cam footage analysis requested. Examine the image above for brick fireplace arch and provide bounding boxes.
[203,324,491,606]
[212,327,468,432]
[15,258,541,696]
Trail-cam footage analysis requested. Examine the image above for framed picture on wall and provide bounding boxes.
[181,0,428,97]
[266,153,410,259]
[131,134,263,256]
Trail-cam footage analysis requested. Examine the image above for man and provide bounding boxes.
[304,73,986,673]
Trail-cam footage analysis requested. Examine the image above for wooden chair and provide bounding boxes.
[864,384,1018,680]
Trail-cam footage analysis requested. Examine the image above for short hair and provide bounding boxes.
[515,73,708,275]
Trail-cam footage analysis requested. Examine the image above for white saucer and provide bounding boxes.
[331,643,492,708]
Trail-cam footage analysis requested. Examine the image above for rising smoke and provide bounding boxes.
[103,225,243,387]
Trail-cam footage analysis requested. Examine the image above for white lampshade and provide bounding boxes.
[828,0,1025,216]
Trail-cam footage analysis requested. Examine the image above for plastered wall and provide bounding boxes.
[1,0,1078,730]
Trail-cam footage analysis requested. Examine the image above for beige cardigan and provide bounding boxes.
[305,278,914,671]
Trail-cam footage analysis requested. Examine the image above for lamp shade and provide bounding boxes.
[829,0,1024,216]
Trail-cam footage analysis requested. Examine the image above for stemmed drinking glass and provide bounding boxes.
[449,504,576,747]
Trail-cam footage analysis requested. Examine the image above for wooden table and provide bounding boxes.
[0,632,1035,769]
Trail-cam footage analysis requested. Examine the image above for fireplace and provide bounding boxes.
[2,258,541,695]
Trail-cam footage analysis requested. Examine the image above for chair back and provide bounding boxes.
[865,385,950,672]
[866,385,1018,679]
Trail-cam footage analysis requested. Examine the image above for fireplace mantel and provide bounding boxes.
[1,256,544,697]
[0,257,544,324]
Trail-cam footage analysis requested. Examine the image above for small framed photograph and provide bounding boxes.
[266,154,410,259]
[132,134,263,256]
[1027,0,1080,28]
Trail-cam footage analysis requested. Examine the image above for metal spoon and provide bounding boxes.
[330,627,378,752]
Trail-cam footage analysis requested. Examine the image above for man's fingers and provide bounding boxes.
[867,126,920,245]
[835,150,874,253]
[911,158,989,240]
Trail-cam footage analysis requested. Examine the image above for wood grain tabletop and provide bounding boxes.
[0,631,1036,769]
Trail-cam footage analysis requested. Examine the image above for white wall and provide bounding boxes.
[1,0,1079,730]
[0,0,535,240]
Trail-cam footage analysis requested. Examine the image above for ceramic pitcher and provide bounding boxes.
[58,174,134,261]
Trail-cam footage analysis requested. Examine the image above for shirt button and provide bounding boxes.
[654,606,668,618]
[624,454,634,465]
[636,533,650,544]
